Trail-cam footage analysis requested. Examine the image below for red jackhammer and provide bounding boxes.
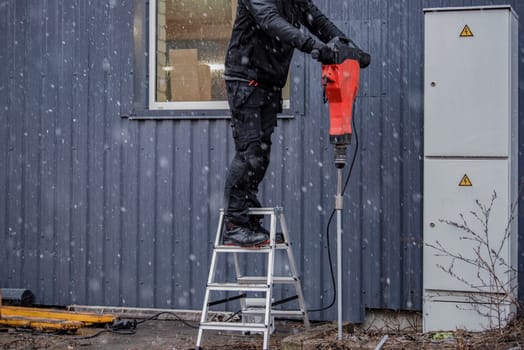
[313,38,370,339]
[318,38,370,165]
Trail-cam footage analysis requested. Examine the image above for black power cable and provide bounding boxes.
[70,311,199,340]
[309,105,359,313]
[135,311,199,329]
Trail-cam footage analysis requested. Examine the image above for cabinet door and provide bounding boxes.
[424,10,510,157]
[423,158,511,292]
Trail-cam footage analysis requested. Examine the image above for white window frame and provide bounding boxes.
[148,0,229,110]
[148,0,290,111]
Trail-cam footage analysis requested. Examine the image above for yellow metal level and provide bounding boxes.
[0,306,116,326]
[0,315,84,331]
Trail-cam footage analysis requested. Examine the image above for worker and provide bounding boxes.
[222,0,368,246]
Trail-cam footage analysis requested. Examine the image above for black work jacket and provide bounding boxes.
[224,0,345,88]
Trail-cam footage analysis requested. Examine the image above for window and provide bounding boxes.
[147,0,293,112]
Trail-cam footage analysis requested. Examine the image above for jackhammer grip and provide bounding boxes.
[359,51,371,68]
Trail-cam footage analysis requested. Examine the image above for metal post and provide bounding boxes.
[335,167,344,340]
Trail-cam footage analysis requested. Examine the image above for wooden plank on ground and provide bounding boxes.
[0,306,115,325]
[0,315,83,331]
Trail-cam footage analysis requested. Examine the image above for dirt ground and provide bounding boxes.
[1,316,524,350]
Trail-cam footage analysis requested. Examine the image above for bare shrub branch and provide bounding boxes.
[425,190,520,332]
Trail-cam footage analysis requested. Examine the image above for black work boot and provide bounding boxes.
[249,218,285,244]
[223,221,269,247]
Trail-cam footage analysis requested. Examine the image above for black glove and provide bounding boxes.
[311,42,338,65]
[336,36,371,68]
[339,36,350,44]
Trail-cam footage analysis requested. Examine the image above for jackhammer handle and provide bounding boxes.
[313,45,370,68]
[359,51,371,68]
[332,37,372,68]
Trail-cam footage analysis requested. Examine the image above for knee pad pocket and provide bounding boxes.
[245,142,265,170]
[231,110,262,152]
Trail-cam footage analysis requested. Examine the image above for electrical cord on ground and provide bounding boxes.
[223,309,244,322]
[70,311,199,340]
[309,107,359,313]
[135,311,199,329]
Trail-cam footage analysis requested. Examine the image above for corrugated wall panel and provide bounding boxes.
[40,0,58,305]
[137,121,156,307]
[103,0,124,308]
[1,0,522,323]
[20,0,41,299]
[172,121,195,308]
[120,121,139,307]
[55,0,74,306]
[0,0,8,289]
[403,0,424,311]
[6,0,27,290]
[155,120,174,308]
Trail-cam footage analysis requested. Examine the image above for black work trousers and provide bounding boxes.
[224,81,282,225]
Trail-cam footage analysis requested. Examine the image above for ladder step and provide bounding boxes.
[243,297,266,307]
[214,245,271,252]
[237,276,296,284]
[214,244,287,252]
[243,309,305,318]
[246,207,281,215]
[207,283,269,292]
[199,321,268,332]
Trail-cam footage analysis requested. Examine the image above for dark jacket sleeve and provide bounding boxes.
[241,0,318,53]
[299,0,346,43]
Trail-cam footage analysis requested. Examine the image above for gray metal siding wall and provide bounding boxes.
[0,0,522,323]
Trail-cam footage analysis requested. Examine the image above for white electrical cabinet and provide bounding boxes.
[423,6,518,332]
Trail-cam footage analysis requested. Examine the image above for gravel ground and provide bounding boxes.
[0,318,294,350]
[1,317,524,349]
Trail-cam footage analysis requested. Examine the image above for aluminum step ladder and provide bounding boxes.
[195,207,310,350]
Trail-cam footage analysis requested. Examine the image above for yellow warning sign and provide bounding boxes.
[459,174,472,187]
[460,25,474,37]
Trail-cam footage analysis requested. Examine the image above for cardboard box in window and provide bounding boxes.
[198,64,211,101]
[169,49,198,66]
[170,64,200,101]
[168,49,212,101]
